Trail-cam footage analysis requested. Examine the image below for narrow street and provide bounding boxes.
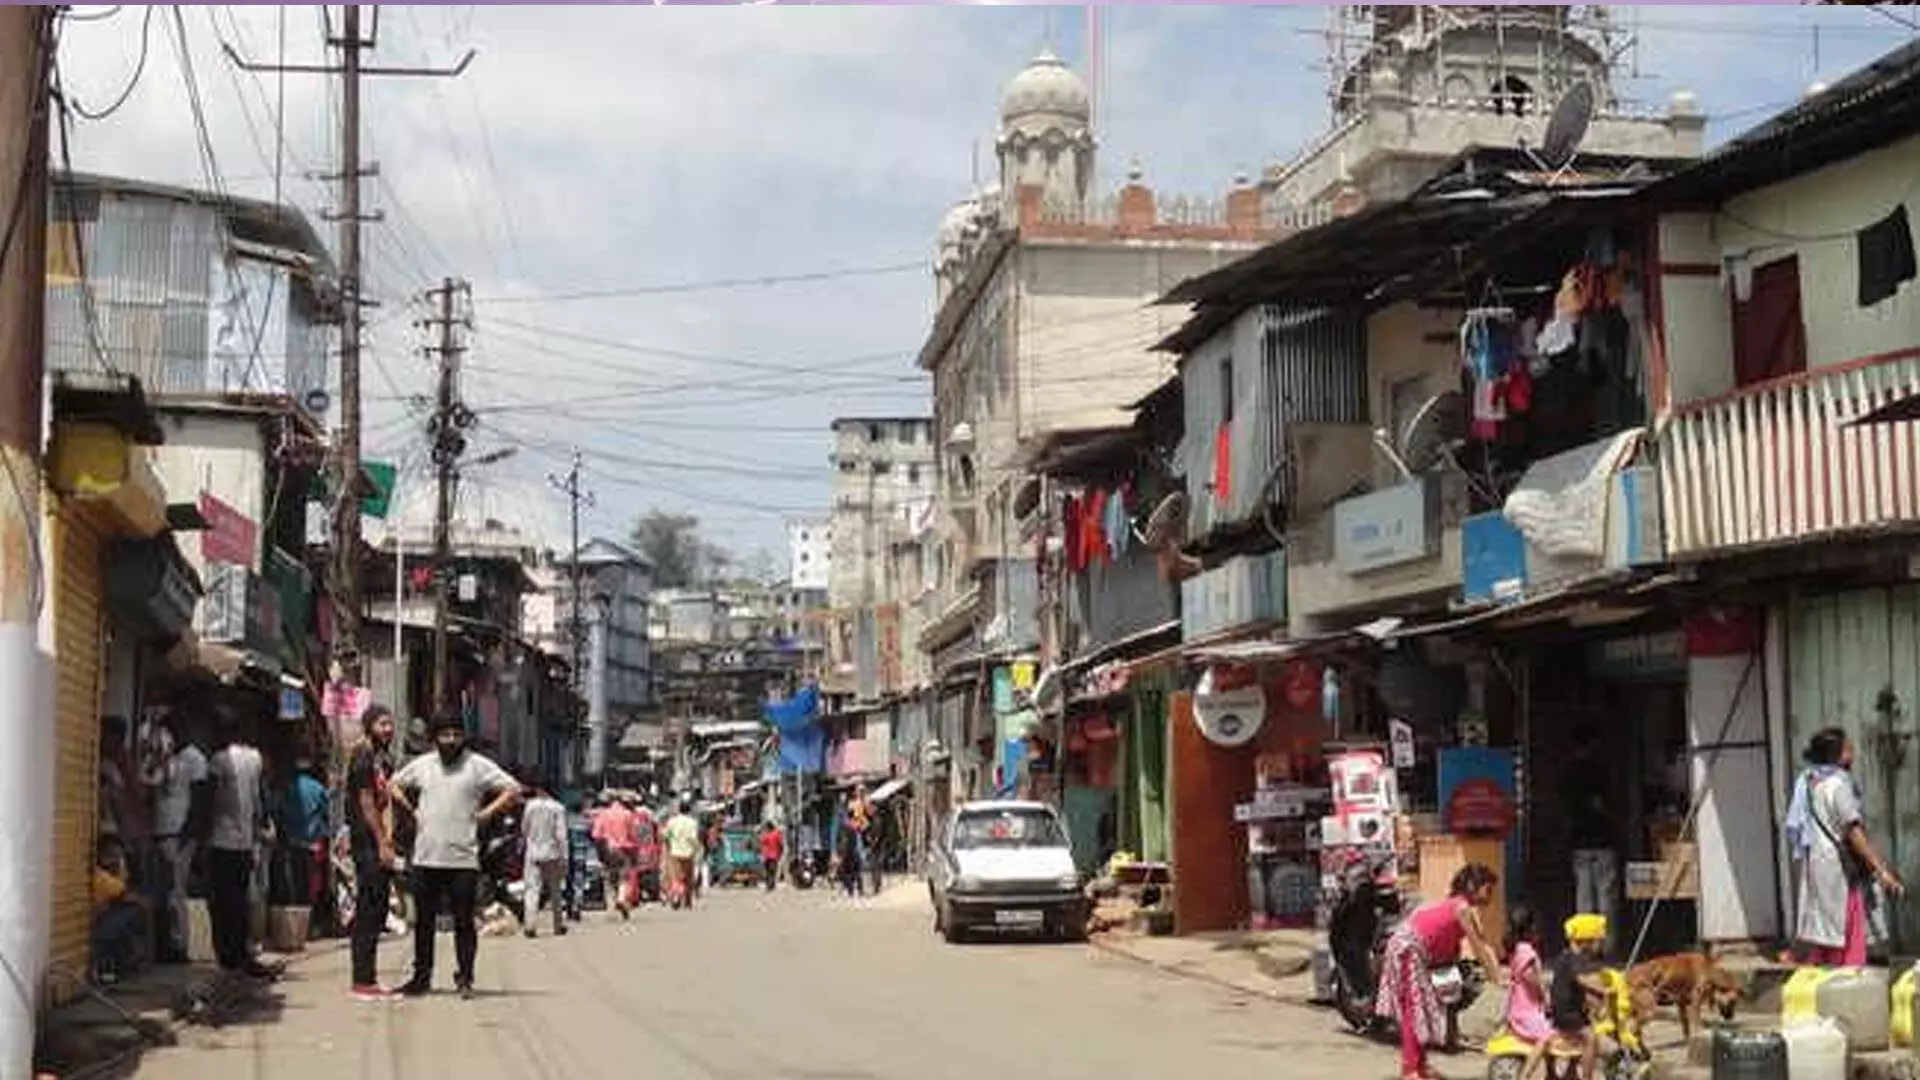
[128,887,1408,1080]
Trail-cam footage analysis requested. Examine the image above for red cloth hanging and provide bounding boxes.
[1213,422,1232,505]
[1085,489,1111,567]
[1062,495,1084,574]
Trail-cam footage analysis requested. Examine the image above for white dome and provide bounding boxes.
[999,50,1090,125]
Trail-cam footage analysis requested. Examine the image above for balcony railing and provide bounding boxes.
[1659,352,1920,558]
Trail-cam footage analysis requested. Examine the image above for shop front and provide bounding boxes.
[44,407,171,1001]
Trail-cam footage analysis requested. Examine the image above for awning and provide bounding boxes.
[869,777,911,804]
[1385,570,1686,642]
[1184,619,1402,666]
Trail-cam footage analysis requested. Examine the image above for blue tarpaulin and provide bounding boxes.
[766,682,824,774]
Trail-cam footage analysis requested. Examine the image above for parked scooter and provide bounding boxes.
[477,812,525,921]
[1484,967,1650,1080]
[1326,849,1483,1051]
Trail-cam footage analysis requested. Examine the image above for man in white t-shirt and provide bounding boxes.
[148,714,208,962]
[204,707,273,977]
[390,715,518,999]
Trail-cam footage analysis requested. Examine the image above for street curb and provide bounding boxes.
[1087,935,1316,1009]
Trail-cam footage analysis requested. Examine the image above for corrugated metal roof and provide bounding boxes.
[1633,37,1920,206]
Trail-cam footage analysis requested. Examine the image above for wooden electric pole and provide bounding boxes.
[223,6,473,688]
[424,278,469,715]
[0,10,54,1077]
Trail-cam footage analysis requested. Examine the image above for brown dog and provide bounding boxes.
[1627,952,1743,1040]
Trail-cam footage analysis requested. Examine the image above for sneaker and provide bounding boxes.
[350,984,398,1002]
[456,979,475,1001]
[555,925,569,937]
[397,978,432,998]
[524,928,538,939]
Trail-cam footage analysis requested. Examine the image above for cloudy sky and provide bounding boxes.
[51,4,1916,572]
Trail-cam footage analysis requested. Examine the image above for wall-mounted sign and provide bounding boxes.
[1388,719,1416,769]
[198,492,258,569]
[1444,778,1516,838]
[1333,477,1440,575]
[1194,664,1267,748]
[279,687,305,721]
[1587,630,1687,680]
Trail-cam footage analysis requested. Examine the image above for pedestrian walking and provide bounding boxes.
[390,715,519,999]
[591,793,642,919]
[520,778,570,938]
[204,706,275,979]
[759,821,784,891]
[345,705,401,1000]
[1788,726,1904,965]
[663,801,703,910]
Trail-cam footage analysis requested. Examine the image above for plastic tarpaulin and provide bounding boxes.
[764,682,820,734]
[766,683,824,775]
[1502,430,1640,560]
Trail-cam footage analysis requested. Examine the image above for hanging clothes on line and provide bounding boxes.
[1062,494,1085,575]
[1104,485,1131,562]
[1461,308,1528,441]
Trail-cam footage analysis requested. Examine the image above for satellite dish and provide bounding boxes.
[1540,81,1595,169]
[1399,391,1468,474]
[1140,492,1189,549]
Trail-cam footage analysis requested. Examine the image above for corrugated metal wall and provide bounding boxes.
[1788,586,1920,948]
[1180,304,1369,531]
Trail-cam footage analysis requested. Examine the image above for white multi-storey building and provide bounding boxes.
[787,517,832,592]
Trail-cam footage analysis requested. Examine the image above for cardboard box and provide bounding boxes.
[1625,842,1699,900]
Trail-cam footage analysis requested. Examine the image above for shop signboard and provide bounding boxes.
[1333,477,1439,575]
[1586,630,1687,681]
[198,491,257,568]
[1462,512,1528,604]
[1194,664,1266,748]
[1388,719,1416,770]
[1437,747,1522,889]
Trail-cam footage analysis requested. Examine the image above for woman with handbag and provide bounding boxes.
[1790,727,1905,965]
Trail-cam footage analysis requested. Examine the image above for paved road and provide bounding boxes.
[128,885,1437,1080]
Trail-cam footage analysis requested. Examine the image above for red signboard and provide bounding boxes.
[199,492,258,568]
[1444,778,1516,838]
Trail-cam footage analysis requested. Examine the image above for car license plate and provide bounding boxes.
[994,909,1044,927]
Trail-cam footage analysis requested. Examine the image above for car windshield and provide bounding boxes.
[951,808,1066,850]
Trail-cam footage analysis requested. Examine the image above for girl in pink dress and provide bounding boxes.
[1503,907,1554,1080]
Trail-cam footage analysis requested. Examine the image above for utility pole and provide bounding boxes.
[424,278,470,715]
[223,7,473,690]
[0,11,54,1078]
[547,454,594,779]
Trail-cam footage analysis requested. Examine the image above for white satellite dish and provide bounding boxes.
[1399,391,1468,474]
[1140,491,1190,549]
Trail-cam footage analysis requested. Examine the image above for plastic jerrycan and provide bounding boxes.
[1782,1016,1849,1080]
[1784,966,1892,1052]
[1711,1028,1788,1080]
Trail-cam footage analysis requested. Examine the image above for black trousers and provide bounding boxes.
[411,867,479,986]
[763,859,778,891]
[350,850,392,986]
[205,848,254,971]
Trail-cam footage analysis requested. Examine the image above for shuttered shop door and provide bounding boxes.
[49,505,106,1001]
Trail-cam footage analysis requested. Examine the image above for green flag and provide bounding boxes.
[360,460,397,519]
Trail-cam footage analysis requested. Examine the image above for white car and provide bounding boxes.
[927,800,1090,944]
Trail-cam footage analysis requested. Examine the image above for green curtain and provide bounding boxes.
[1132,675,1171,863]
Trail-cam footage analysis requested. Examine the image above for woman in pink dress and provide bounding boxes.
[1374,863,1506,1080]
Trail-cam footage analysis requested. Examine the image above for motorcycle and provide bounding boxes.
[1484,967,1651,1080]
[477,812,526,921]
[790,853,816,890]
[1326,850,1483,1051]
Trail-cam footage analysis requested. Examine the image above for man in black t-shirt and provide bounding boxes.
[345,705,400,1000]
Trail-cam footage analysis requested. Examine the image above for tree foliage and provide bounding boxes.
[630,509,730,589]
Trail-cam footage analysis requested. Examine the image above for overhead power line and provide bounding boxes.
[474,260,927,304]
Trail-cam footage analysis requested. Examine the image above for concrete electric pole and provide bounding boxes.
[223,6,473,689]
[0,11,55,1078]
[547,454,595,780]
[423,278,470,716]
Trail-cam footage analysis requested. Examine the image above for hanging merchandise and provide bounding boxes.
[1212,422,1232,507]
[1082,489,1111,568]
[1062,495,1085,575]
[1105,484,1132,561]
[1460,307,1526,441]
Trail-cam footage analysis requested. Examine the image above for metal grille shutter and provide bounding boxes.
[48,504,105,1003]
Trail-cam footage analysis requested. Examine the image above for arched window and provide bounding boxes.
[1491,75,1534,117]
